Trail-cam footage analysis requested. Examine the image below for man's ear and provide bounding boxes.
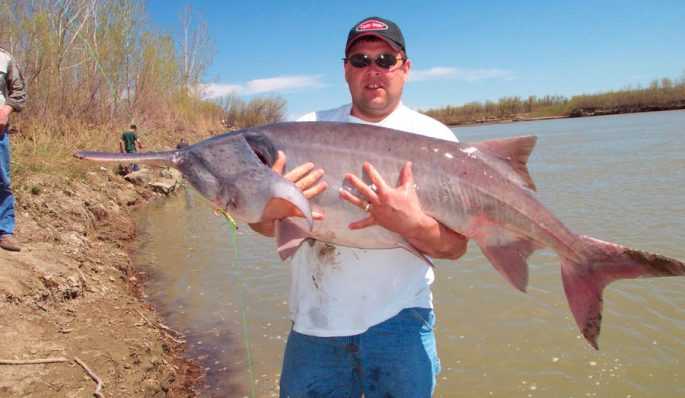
[402,59,412,81]
[344,63,352,85]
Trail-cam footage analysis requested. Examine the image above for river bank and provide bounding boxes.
[446,106,685,127]
[0,166,202,397]
[447,114,567,127]
[441,103,685,127]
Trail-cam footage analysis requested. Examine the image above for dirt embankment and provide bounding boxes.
[0,166,201,397]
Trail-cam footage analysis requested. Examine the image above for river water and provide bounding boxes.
[134,110,685,397]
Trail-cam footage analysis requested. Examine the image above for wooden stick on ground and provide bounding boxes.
[135,309,186,344]
[74,357,104,398]
[0,356,104,397]
[0,357,69,365]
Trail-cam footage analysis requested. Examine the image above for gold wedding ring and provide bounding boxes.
[363,202,371,212]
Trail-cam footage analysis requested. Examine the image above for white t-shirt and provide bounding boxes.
[292,102,458,337]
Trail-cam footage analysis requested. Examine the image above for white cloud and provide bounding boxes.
[201,83,242,98]
[410,67,459,81]
[410,67,514,82]
[201,74,324,98]
[245,75,323,94]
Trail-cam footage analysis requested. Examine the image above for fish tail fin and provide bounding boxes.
[74,150,180,167]
[561,235,685,349]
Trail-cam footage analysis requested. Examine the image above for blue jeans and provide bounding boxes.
[280,307,440,398]
[0,126,14,236]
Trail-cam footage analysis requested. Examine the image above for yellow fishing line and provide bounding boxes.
[214,208,239,257]
[215,208,238,230]
[213,208,254,397]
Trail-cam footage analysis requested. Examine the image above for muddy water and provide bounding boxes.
[134,110,685,397]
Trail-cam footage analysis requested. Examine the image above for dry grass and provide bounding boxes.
[10,94,285,192]
[10,116,221,190]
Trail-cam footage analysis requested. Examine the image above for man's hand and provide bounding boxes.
[340,161,468,259]
[0,105,13,132]
[249,151,327,237]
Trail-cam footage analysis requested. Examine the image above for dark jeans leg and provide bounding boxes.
[280,329,363,398]
[0,126,15,236]
[359,308,441,398]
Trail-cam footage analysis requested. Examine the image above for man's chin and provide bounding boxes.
[360,98,389,111]
[353,106,393,122]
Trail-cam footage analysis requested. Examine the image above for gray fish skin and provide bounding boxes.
[74,121,685,349]
[77,134,313,228]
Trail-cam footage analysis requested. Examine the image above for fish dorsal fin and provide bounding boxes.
[471,135,538,191]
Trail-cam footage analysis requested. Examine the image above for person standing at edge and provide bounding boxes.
[250,16,468,397]
[120,124,143,154]
[0,47,27,252]
[120,124,143,172]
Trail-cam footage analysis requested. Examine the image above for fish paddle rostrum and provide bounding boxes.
[75,121,685,349]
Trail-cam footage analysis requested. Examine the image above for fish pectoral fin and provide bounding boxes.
[270,176,314,229]
[275,219,311,261]
[398,239,434,268]
[475,230,539,292]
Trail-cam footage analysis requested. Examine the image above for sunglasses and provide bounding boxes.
[343,53,406,69]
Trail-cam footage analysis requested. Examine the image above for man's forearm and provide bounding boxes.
[405,215,468,260]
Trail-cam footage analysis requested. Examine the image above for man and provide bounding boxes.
[176,137,189,150]
[120,124,143,172]
[120,124,143,154]
[0,47,27,252]
[251,17,468,397]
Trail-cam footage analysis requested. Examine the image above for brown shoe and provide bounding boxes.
[0,234,21,252]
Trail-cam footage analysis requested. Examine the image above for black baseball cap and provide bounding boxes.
[345,17,406,56]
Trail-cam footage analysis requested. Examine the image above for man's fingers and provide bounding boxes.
[303,181,328,199]
[338,187,367,208]
[349,216,376,230]
[344,173,379,204]
[272,150,286,174]
[363,162,388,194]
[284,162,315,183]
[398,161,414,187]
[296,168,324,190]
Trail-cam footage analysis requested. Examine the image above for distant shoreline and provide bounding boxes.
[448,114,567,128]
[447,106,685,128]
[427,76,685,128]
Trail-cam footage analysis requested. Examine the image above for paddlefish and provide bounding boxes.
[74,121,685,349]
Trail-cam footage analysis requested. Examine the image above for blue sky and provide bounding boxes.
[147,1,685,120]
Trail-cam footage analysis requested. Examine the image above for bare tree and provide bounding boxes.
[179,5,213,88]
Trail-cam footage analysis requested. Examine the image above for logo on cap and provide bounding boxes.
[356,19,388,32]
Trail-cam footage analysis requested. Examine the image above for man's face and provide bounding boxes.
[344,39,411,122]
